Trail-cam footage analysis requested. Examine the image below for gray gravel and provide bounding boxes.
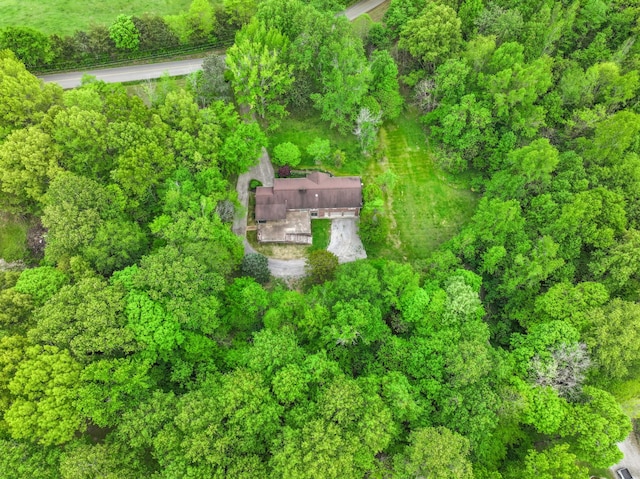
[243,239,306,278]
[611,433,640,478]
[327,218,367,263]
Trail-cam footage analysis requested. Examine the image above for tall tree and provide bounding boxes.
[393,426,474,479]
[399,3,462,70]
[0,51,61,139]
[311,36,372,133]
[0,126,62,211]
[4,345,84,445]
[226,20,294,128]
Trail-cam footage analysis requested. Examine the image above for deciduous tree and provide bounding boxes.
[226,20,294,127]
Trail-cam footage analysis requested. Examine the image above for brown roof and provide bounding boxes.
[255,172,362,221]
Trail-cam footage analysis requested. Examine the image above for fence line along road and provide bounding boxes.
[38,0,387,89]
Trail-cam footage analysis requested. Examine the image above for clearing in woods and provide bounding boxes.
[365,108,479,261]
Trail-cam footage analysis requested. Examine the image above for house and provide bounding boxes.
[255,172,362,244]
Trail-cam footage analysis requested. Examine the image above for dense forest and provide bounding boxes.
[1,0,640,476]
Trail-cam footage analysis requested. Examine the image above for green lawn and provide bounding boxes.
[310,219,331,251]
[269,109,367,175]
[366,109,479,261]
[0,0,192,36]
[0,214,29,262]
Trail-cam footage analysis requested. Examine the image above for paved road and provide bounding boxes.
[39,58,206,89]
[38,0,387,89]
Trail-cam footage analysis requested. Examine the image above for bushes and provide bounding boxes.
[359,184,390,247]
[305,249,339,286]
[241,253,270,284]
[306,138,331,164]
[109,15,140,51]
[0,27,54,67]
[9,0,243,72]
[272,142,301,168]
[132,15,180,51]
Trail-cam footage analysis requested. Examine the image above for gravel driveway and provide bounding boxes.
[243,239,306,278]
[611,433,640,478]
[241,217,367,279]
[327,218,367,263]
[232,147,273,237]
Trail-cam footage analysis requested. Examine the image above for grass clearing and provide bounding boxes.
[310,219,331,251]
[0,214,30,262]
[365,108,479,261]
[269,109,367,175]
[0,0,192,36]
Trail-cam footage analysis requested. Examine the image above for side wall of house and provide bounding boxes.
[289,207,361,218]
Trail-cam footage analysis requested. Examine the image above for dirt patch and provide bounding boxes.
[247,231,309,259]
[27,220,46,260]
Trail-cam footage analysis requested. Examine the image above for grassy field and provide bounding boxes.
[365,109,479,261]
[0,214,29,262]
[0,0,192,36]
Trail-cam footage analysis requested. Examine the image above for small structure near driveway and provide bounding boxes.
[255,172,362,244]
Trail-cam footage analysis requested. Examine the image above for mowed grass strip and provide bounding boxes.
[0,214,29,262]
[310,219,331,251]
[372,110,478,260]
[0,0,192,36]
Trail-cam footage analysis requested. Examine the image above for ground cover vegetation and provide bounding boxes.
[0,0,193,36]
[1,0,640,475]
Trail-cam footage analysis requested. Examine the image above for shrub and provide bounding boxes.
[278,165,291,178]
[273,142,301,168]
[241,253,270,284]
[250,179,262,190]
[109,15,140,51]
[305,250,339,286]
[132,15,179,51]
[306,138,331,164]
[0,27,54,67]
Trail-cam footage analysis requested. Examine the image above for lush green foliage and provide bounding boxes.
[272,142,301,167]
[109,15,140,51]
[1,0,639,474]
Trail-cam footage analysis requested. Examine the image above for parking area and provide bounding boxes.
[327,218,367,263]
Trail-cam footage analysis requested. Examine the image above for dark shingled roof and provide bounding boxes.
[255,172,362,221]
